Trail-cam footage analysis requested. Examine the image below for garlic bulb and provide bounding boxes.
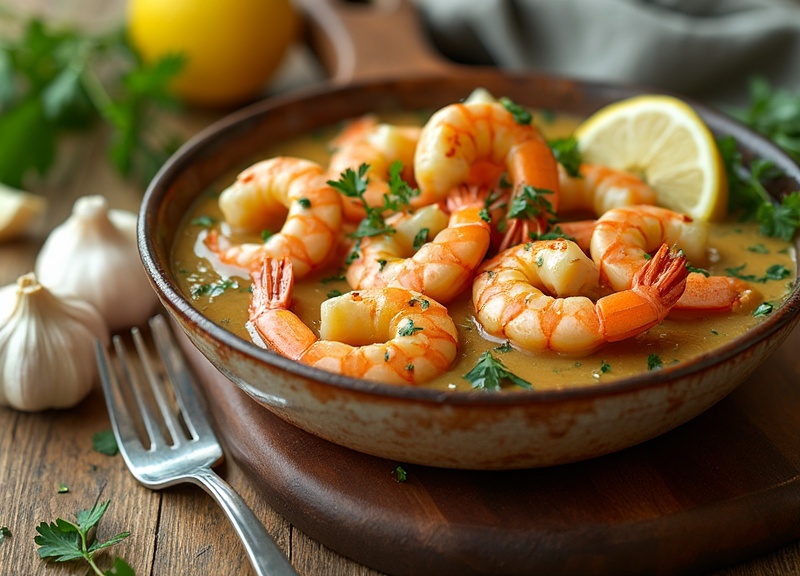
[0,273,109,412]
[35,195,159,332]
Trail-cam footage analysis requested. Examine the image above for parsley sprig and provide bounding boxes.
[0,15,185,188]
[725,78,800,240]
[732,77,800,160]
[328,161,419,262]
[35,499,133,575]
[463,350,532,391]
[548,135,582,177]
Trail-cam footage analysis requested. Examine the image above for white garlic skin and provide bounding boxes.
[0,273,109,412]
[35,195,159,332]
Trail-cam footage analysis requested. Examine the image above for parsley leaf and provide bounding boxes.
[499,97,532,125]
[0,526,11,543]
[731,77,800,161]
[508,185,555,221]
[753,302,774,317]
[391,466,408,483]
[463,350,533,391]
[0,17,184,188]
[35,499,131,572]
[398,319,423,337]
[647,354,663,371]
[92,430,119,456]
[548,136,582,177]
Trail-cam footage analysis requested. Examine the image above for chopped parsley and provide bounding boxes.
[647,354,663,371]
[297,197,311,209]
[0,526,10,543]
[398,319,423,337]
[391,466,408,483]
[326,289,343,299]
[191,278,238,298]
[57,484,69,494]
[190,215,216,228]
[494,341,513,353]
[499,97,532,125]
[724,263,791,283]
[548,135,582,177]
[91,430,118,456]
[408,297,430,310]
[753,302,774,317]
[508,185,555,221]
[463,350,533,391]
[412,227,430,251]
[600,361,612,374]
[261,229,274,242]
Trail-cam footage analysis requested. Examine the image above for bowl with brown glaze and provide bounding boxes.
[137,1,800,470]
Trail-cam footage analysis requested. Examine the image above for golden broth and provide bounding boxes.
[171,111,796,392]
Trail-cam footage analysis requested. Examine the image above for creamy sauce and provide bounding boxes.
[171,111,796,392]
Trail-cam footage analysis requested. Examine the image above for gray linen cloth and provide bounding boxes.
[413,0,800,106]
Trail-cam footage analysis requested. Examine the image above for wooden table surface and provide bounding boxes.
[0,104,799,576]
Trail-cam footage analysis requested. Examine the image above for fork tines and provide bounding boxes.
[96,316,217,455]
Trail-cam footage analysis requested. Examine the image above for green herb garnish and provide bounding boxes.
[35,499,132,575]
[190,215,216,228]
[753,302,774,317]
[647,354,663,371]
[499,97,532,125]
[1,526,11,542]
[463,350,533,391]
[548,135,582,177]
[412,227,429,251]
[191,278,237,298]
[91,430,118,456]
[398,319,423,337]
[391,466,408,483]
[0,17,185,188]
[508,185,555,221]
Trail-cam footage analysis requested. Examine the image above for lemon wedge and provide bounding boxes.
[574,95,727,221]
[0,183,46,242]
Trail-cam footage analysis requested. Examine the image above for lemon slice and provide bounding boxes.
[0,183,46,242]
[574,95,727,221]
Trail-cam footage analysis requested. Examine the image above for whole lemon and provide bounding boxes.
[127,0,299,107]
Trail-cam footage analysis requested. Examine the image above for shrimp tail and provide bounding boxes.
[631,244,689,310]
[598,244,688,342]
[249,257,317,361]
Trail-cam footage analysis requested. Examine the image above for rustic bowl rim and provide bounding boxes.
[139,72,800,408]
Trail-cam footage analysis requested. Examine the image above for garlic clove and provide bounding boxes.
[0,183,47,243]
[0,273,109,412]
[34,195,159,332]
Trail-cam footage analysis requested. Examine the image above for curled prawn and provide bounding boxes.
[206,157,343,278]
[346,185,491,304]
[472,241,688,355]
[558,164,657,216]
[328,115,421,222]
[414,101,560,223]
[590,205,760,313]
[249,257,458,385]
[548,164,658,253]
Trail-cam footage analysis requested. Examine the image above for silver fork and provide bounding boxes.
[96,315,299,576]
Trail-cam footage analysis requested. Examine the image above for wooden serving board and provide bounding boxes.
[178,325,800,576]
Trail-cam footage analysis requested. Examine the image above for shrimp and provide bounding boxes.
[248,257,458,385]
[346,186,491,303]
[590,205,760,313]
[558,164,657,216]
[472,241,688,355]
[413,101,560,216]
[328,115,421,222]
[206,157,343,278]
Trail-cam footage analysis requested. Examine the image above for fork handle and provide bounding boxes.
[192,468,300,576]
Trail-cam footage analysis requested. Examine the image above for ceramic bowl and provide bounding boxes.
[138,72,800,469]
